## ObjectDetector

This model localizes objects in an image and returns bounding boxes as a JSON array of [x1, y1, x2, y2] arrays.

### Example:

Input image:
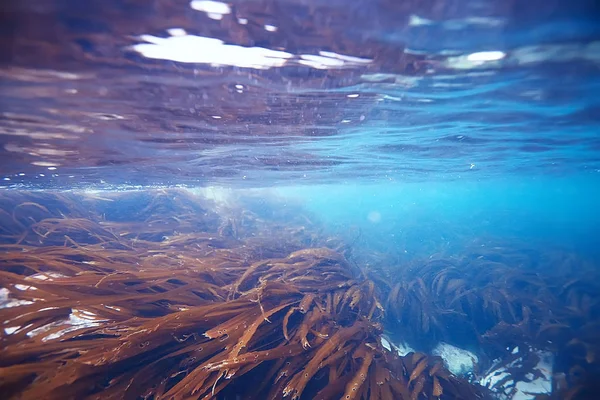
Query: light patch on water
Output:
[[29, 161, 59, 167], [299, 54, 345, 69], [90, 113, 125, 120], [5, 143, 76, 157], [208, 12, 223, 20], [408, 15, 433, 26], [360, 73, 420, 87], [319, 51, 371, 64], [512, 41, 600, 64], [446, 41, 600, 70], [189, 0, 236, 21], [0, 126, 79, 140], [132, 29, 372, 70], [447, 17, 505, 29], [408, 14, 505, 29], [0, 67, 90, 82], [132, 32, 292, 69], [190, 0, 231, 19], [446, 50, 506, 69], [167, 28, 187, 37]]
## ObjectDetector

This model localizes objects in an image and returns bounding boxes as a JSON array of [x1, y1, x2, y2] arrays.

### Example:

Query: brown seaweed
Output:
[[378, 245, 600, 397], [0, 190, 489, 400]]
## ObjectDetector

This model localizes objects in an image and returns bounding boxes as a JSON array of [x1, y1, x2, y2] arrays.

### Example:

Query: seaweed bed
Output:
[[0, 189, 598, 399]]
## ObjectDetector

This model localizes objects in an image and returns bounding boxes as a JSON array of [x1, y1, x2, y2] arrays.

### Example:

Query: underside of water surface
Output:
[[1, 0, 600, 399]]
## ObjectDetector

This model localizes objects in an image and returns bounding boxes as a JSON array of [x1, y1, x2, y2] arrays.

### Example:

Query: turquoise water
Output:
[[276, 176, 600, 258]]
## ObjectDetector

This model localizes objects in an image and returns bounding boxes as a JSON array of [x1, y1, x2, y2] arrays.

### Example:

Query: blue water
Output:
[[1, 1, 600, 398], [274, 175, 600, 259], [1, 0, 599, 268]]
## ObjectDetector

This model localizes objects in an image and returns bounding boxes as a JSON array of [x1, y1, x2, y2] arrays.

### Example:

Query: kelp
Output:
[[378, 246, 600, 396], [0, 190, 489, 399]]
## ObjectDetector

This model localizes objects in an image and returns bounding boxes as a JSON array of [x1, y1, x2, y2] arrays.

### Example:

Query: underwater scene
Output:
[[1, 0, 600, 399]]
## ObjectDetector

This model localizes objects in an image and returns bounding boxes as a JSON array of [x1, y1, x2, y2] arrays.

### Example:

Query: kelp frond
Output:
[[0, 190, 489, 399]]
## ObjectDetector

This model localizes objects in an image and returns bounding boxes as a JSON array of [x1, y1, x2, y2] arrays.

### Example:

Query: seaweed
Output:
[[378, 245, 600, 396], [0, 190, 489, 399]]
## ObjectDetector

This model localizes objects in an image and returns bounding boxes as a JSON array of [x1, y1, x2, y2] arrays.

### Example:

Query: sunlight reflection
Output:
[[467, 51, 506, 62], [132, 30, 372, 70], [190, 0, 231, 20]]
